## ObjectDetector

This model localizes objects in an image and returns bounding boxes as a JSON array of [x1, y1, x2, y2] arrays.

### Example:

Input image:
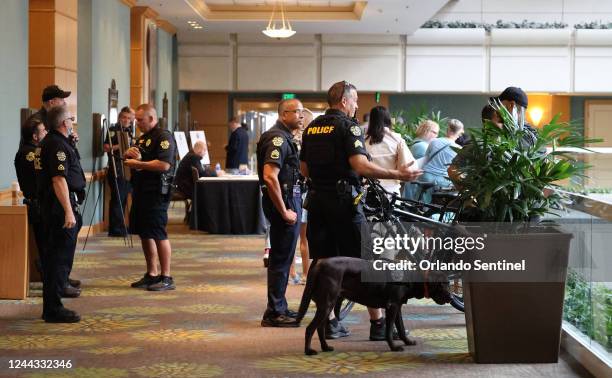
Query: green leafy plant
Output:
[[391, 105, 447, 146], [564, 269, 612, 351], [453, 100, 602, 222], [422, 19, 568, 32], [574, 21, 612, 29]]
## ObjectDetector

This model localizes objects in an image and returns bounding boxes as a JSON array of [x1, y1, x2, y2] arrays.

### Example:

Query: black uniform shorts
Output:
[[129, 190, 170, 240], [306, 191, 365, 259]]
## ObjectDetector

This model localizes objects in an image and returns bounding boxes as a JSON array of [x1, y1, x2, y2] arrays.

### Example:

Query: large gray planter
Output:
[[463, 229, 572, 363]]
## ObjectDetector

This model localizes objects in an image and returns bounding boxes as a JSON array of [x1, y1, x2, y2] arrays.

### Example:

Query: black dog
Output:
[[296, 257, 452, 355]]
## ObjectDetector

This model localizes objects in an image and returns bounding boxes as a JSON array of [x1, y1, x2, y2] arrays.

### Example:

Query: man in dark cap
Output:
[[35, 85, 71, 129], [33, 85, 81, 295], [494, 86, 538, 148]]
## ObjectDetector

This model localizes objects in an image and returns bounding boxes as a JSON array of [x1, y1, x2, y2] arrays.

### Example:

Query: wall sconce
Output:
[[529, 107, 544, 127]]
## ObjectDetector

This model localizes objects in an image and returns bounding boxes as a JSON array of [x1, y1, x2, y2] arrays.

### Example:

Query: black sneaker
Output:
[[285, 309, 298, 318], [130, 274, 161, 288], [68, 278, 81, 288], [44, 308, 80, 323], [61, 285, 81, 298], [369, 317, 386, 341], [326, 319, 350, 339], [147, 276, 175, 291], [369, 317, 404, 341], [261, 314, 299, 327]]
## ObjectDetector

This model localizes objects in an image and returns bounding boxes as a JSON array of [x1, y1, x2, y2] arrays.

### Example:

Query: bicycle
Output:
[[362, 179, 465, 313]]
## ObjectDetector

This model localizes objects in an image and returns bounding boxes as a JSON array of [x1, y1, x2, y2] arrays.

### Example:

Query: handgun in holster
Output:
[[160, 173, 174, 199], [336, 179, 364, 207]]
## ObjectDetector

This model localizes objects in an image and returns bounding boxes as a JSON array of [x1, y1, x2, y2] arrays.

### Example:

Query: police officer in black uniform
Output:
[[257, 98, 304, 327], [36, 105, 86, 323], [15, 116, 48, 277], [33, 85, 82, 293], [103, 106, 134, 236], [300, 81, 422, 339], [125, 104, 177, 291]]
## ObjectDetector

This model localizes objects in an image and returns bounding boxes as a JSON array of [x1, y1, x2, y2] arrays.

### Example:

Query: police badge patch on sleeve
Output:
[[350, 126, 362, 136], [26, 152, 35, 162], [272, 137, 284, 147], [160, 140, 170, 150], [354, 140, 363, 148], [270, 149, 280, 159], [58, 164, 65, 171], [56, 151, 67, 161]]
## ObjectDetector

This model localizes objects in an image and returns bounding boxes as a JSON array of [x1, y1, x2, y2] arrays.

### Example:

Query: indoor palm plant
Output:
[[454, 100, 599, 222], [453, 100, 602, 363]]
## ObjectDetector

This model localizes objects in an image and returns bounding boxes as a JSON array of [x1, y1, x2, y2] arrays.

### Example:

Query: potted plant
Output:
[[452, 101, 601, 363]]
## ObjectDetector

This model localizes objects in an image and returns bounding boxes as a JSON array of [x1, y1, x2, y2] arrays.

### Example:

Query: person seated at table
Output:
[[175, 141, 219, 199], [420, 119, 464, 203]]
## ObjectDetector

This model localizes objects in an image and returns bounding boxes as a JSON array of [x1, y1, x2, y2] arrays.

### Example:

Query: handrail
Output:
[[557, 189, 612, 222]]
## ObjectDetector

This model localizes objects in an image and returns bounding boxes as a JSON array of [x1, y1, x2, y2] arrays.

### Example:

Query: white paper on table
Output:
[[174, 131, 189, 160], [190, 130, 211, 165]]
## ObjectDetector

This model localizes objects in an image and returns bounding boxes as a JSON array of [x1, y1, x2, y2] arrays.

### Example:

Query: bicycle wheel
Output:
[[448, 274, 464, 312]]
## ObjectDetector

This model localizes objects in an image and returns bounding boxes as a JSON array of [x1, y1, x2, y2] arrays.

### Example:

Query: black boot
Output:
[[369, 317, 386, 341]]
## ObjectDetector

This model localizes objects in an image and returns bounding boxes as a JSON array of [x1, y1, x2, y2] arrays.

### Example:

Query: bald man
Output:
[[125, 104, 178, 291], [175, 140, 217, 199], [257, 98, 304, 327]]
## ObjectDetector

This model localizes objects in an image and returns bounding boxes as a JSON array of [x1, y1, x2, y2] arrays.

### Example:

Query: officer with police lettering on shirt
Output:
[[300, 81, 422, 339], [257, 98, 304, 327], [36, 105, 86, 323], [125, 104, 177, 291]]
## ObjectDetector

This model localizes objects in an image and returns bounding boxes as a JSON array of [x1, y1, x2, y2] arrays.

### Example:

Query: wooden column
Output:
[[130, 6, 158, 108], [29, 0, 78, 116]]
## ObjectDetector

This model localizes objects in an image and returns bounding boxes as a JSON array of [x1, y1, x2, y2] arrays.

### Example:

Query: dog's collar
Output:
[[423, 270, 430, 299]]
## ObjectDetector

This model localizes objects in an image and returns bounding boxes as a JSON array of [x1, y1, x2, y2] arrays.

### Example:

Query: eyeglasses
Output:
[[64, 116, 75, 122], [284, 109, 305, 115]]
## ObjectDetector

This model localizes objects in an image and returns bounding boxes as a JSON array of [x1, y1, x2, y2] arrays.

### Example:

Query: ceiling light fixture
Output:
[[262, 1, 296, 39]]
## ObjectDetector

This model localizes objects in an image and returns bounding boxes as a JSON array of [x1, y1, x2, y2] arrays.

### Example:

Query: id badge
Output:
[[292, 184, 301, 198]]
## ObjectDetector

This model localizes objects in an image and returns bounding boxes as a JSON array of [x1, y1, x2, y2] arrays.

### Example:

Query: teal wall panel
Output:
[[0, 1, 29, 189], [78, 0, 131, 226]]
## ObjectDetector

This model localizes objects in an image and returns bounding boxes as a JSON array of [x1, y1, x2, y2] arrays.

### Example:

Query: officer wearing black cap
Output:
[[35, 85, 71, 129], [300, 80, 422, 340], [125, 104, 177, 291], [36, 105, 85, 323], [103, 106, 134, 236], [495, 86, 538, 148], [257, 98, 303, 327], [15, 116, 48, 277]]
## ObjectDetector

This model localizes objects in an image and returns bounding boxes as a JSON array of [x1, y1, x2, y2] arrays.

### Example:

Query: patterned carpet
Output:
[[0, 216, 591, 377]]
